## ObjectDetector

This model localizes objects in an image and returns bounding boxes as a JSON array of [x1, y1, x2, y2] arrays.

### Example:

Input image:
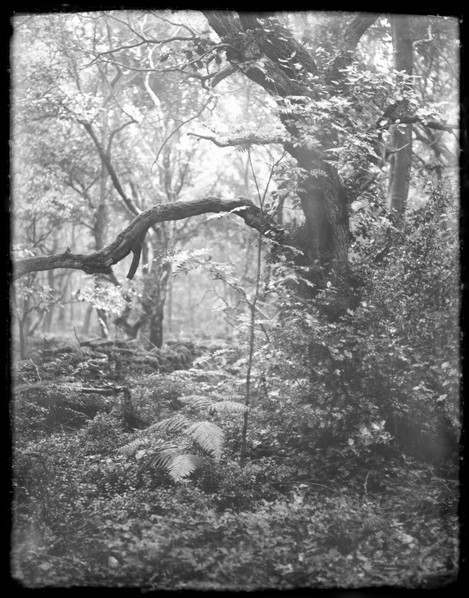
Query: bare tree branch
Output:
[[210, 64, 238, 87], [80, 120, 140, 217], [14, 197, 285, 280], [153, 98, 214, 165]]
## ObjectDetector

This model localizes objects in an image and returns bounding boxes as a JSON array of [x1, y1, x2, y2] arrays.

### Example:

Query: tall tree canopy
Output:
[[12, 11, 459, 323]]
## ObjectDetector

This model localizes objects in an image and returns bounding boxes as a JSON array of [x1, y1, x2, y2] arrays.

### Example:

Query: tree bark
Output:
[[141, 259, 171, 349], [82, 304, 93, 336], [387, 15, 413, 217], [42, 269, 56, 333], [94, 165, 110, 338]]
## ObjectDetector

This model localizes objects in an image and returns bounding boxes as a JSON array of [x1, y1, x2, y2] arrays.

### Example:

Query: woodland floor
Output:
[[10, 337, 460, 591]]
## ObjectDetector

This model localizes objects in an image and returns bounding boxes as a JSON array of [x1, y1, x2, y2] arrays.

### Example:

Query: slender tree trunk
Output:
[[82, 304, 93, 335], [57, 275, 68, 327], [42, 268, 56, 333], [387, 15, 413, 216], [18, 316, 27, 360], [240, 229, 263, 467], [142, 257, 171, 349], [149, 307, 164, 348], [188, 277, 193, 335], [93, 160, 109, 337], [166, 275, 173, 335]]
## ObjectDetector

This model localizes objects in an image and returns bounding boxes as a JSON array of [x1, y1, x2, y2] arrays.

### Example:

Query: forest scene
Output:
[[10, 10, 461, 591]]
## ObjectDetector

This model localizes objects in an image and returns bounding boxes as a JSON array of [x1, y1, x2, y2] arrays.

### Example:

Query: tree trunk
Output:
[[82, 304, 93, 336], [203, 11, 357, 307], [17, 315, 28, 360], [166, 275, 173, 335], [149, 306, 164, 348], [387, 15, 413, 216], [42, 268, 56, 333], [141, 257, 172, 349]]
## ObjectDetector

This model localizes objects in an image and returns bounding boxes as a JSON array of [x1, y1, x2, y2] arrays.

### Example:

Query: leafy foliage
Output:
[[10, 10, 459, 592]]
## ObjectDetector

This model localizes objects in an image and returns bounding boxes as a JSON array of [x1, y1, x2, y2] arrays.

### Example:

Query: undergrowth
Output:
[[11, 341, 459, 590]]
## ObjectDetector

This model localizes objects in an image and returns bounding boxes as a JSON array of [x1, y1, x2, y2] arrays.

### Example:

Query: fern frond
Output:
[[146, 413, 190, 436], [167, 454, 205, 481], [209, 400, 249, 415], [179, 395, 247, 416], [179, 394, 213, 410], [186, 421, 224, 460], [149, 446, 182, 471], [192, 353, 213, 368], [119, 437, 149, 457]]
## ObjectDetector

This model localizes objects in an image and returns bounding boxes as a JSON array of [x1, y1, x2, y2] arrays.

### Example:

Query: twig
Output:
[[73, 326, 81, 349], [153, 97, 214, 166], [29, 358, 42, 382]]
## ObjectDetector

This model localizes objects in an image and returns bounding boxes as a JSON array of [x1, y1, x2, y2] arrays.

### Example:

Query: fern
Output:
[[119, 437, 149, 458], [192, 352, 213, 368], [149, 448, 205, 481], [186, 421, 224, 460], [178, 394, 213, 410], [148, 446, 182, 471], [146, 413, 190, 435], [210, 400, 248, 415], [120, 413, 225, 481], [179, 394, 248, 415], [119, 436, 165, 457], [167, 453, 204, 481]]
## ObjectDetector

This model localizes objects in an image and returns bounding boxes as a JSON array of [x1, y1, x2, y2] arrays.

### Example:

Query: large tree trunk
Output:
[[202, 11, 373, 306], [387, 15, 413, 216], [285, 144, 350, 287]]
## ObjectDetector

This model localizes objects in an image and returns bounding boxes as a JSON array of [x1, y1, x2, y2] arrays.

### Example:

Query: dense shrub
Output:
[[263, 187, 459, 465]]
